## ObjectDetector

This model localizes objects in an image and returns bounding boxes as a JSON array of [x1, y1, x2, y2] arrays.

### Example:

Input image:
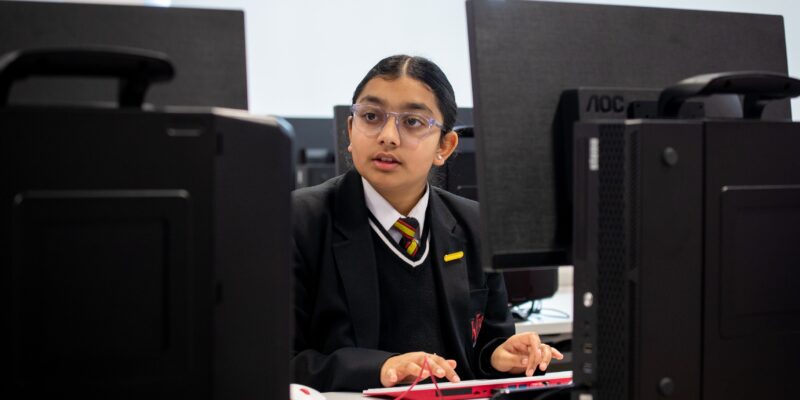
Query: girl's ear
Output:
[[433, 131, 459, 167], [347, 116, 353, 152]]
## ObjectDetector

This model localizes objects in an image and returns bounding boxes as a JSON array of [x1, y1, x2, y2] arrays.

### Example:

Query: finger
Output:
[[398, 361, 426, 383], [430, 355, 460, 382], [511, 352, 532, 372], [419, 369, 431, 381], [552, 347, 565, 360], [385, 368, 398, 386], [508, 340, 530, 354], [525, 332, 543, 349], [529, 334, 543, 363], [411, 353, 434, 381], [526, 346, 536, 376], [427, 356, 447, 379], [520, 332, 542, 347], [515, 332, 541, 350], [526, 341, 542, 376], [539, 345, 553, 371], [447, 360, 457, 369]]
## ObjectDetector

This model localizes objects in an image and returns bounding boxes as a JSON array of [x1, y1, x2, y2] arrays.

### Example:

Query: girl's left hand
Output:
[[490, 332, 564, 376]]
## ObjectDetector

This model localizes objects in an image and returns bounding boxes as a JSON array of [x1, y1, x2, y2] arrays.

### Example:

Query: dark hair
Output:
[[351, 55, 458, 134]]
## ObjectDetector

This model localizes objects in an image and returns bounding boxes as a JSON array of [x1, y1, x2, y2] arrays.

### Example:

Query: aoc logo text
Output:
[[586, 95, 625, 113]]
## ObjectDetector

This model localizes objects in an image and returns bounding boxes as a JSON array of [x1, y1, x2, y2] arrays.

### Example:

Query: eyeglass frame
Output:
[[349, 103, 446, 142]]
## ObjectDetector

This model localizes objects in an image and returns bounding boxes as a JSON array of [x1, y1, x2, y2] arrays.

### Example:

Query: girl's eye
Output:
[[361, 111, 384, 124], [404, 117, 425, 128]]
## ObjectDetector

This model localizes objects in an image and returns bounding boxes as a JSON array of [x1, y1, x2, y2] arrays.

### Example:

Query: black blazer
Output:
[[291, 170, 514, 391]]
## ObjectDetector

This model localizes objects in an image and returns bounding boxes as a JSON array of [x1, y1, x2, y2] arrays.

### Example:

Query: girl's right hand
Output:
[[380, 352, 460, 387]]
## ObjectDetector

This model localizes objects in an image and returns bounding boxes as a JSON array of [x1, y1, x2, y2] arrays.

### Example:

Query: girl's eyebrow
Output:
[[358, 95, 385, 106], [358, 96, 435, 115], [404, 102, 434, 115]]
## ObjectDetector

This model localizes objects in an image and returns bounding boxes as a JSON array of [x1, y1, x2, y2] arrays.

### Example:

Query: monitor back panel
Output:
[[0, 1, 247, 109], [466, 0, 789, 269]]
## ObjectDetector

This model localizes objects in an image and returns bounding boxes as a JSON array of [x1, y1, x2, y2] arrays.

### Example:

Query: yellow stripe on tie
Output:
[[406, 239, 418, 255], [393, 221, 415, 238], [443, 251, 464, 263]]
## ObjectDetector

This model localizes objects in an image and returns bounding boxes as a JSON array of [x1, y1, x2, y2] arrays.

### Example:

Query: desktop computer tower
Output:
[[1, 105, 293, 399], [571, 119, 800, 400]]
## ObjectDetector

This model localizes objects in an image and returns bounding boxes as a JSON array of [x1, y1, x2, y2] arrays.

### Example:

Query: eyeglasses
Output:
[[350, 103, 444, 145]]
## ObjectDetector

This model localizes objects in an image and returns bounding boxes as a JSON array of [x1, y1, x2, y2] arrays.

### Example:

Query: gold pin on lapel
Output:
[[443, 251, 464, 263]]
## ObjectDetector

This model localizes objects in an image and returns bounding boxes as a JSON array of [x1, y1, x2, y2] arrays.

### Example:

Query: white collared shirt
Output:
[[361, 177, 429, 244]]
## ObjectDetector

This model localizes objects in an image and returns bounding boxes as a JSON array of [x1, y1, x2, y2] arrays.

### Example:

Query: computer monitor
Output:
[[0, 0, 247, 109], [332, 105, 352, 175], [451, 126, 559, 310], [467, 0, 796, 399], [284, 117, 337, 188], [467, 0, 790, 271]]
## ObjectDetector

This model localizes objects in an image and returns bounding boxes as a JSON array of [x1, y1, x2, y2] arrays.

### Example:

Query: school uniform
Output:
[[291, 169, 514, 391]]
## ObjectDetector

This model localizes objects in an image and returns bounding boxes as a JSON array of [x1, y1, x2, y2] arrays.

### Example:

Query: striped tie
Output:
[[393, 217, 420, 258]]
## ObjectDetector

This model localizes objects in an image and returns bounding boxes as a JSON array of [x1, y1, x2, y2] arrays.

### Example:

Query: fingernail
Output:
[[526, 369, 533, 377], [436, 368, 445, 376], [453, 375, 461, 383], [521, 358, 529, 365], [540, 362, 548, 371]]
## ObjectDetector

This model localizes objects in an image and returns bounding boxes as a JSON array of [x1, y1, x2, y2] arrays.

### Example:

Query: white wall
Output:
[[171, 0, 800, 119]]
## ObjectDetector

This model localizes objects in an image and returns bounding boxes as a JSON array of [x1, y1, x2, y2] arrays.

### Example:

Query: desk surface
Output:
[[514, 287, 572, 336], [322, 393, 362, 400], [324, 393, 491, 400], [324, 391, 491, 400]]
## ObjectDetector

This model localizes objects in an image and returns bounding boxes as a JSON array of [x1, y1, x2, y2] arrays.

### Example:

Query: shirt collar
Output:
[[361, 177, 429, 236]]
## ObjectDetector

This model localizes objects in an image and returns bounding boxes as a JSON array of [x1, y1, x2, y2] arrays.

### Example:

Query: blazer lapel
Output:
[[331, 170, 380, 348], [429, 190, 471, 366]]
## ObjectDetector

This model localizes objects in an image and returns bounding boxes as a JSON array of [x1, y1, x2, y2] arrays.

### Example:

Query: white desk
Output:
[[321, 393, 362, 400], [323, 392, 490, 400], [327, 393, 453, 400], [514, 287, 572, 336]]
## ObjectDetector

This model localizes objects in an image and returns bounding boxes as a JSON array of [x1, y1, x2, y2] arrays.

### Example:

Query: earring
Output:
[[437, 154, 443, 160]]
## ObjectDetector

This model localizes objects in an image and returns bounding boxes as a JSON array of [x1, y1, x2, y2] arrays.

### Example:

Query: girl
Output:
[[292, 55, 562, 392]]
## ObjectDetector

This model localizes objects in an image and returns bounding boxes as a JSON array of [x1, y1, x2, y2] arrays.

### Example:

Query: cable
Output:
[[538, 308, 571, 319], [393, 356, 441, 400]]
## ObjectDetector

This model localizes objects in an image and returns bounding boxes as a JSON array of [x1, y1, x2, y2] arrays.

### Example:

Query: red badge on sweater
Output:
[[470, 312, 484, 347]]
